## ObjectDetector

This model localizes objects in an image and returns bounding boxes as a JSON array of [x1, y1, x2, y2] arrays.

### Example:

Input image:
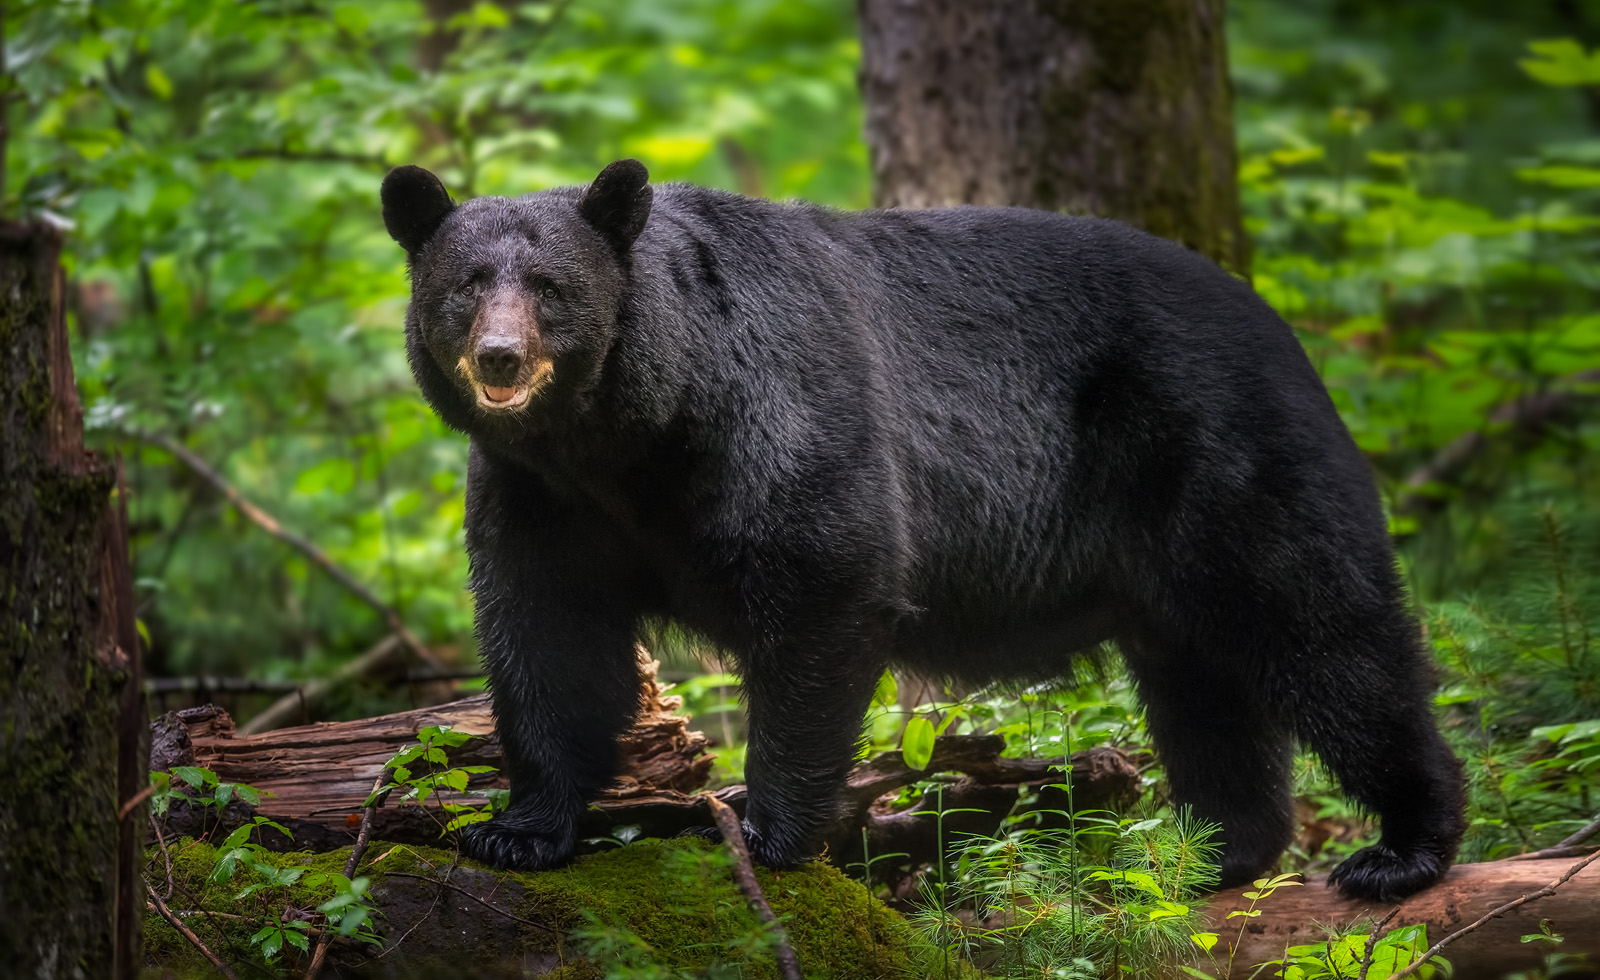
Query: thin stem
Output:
[[147, 885, 241, 980]]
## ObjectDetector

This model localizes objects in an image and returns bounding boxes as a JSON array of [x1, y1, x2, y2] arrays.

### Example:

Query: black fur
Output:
[[381, 160, 1465, 902]]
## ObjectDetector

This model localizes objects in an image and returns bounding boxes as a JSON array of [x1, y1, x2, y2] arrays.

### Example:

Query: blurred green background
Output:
[[9, 0, 1599, 864]]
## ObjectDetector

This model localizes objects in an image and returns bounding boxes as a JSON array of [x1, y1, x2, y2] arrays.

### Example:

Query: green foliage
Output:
[[909, 810, 1222, 980], [371, 722, 502, 834], [1251, 922, 1441, 980], [8, 0, 865, 696], [148, 764, 383, 965]]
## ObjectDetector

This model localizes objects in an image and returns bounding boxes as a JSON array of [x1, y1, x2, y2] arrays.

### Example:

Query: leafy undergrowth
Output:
[[143, 836, 927, 979]]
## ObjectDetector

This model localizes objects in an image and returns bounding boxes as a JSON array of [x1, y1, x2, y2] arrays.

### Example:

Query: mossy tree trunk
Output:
[[0, 221, 146, 978], [857, 0, 1249, 276]]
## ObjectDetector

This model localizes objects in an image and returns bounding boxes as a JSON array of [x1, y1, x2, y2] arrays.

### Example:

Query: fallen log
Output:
[[148, 655, 1140, 865], [153, 649, 716, 850], [1203, 855, 1600, 980]]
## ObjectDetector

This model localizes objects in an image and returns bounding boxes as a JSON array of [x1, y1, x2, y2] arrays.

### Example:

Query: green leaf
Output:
[[251, 924, 283, 960], [1520, 39, 1600, 87], [145, 65, 173, 100], [901, 716, 936, 771], [1515, 165, 1600, 188], [219, 824, 254, 851], [445, 809, 493, 832], [872, 670, 897, 707], [293, 458, 356, 496], [1191, 932, 1220, 953], [385, 745, 426, 768], [332, 5, 370, 34], [172, 766, 211, 790]]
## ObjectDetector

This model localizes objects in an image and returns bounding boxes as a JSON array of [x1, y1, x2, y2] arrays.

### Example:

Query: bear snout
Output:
[[475, 339, 524, 388]]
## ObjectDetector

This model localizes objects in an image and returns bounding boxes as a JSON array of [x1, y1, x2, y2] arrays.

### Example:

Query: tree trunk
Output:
[[858, 0, 1249, 276], [0, 221, 147, 977]]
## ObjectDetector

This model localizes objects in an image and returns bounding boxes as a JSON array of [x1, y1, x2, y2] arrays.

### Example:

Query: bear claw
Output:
[[1327, 842, 1448, 902], [459, 819, 573, 872]]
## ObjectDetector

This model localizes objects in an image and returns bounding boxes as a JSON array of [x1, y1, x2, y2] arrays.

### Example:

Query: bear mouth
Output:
[[477, 384, 532, 410], [470, 360, 554, 412]]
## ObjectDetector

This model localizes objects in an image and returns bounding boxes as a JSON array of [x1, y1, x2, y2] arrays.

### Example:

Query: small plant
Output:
[[153, 765, 267, 838], [147, 765, 383, 964], [1251, 922, 1442, 980], [910, 810, 1222, 980], [365, 723, 501, 835]]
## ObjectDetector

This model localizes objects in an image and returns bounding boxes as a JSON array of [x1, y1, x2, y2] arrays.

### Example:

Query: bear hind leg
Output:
[[1124, 632, 1296, 892], [1284, 608, 1465, 902]]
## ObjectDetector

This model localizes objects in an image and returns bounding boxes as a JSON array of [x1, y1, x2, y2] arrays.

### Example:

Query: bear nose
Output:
[[474, 341, 523, 387]]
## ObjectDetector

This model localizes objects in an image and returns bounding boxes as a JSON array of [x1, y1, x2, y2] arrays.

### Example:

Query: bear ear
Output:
[[382, 165, 455, 254], [578, 159, 652, 255]]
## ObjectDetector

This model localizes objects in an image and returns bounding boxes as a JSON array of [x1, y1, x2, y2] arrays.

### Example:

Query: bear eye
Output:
[[457, 282, 477, 299], [541, 285, 559, 300]]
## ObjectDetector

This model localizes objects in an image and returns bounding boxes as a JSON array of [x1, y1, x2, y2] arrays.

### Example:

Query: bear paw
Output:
[[459, 818, 574, 872], [1327, 842, 1448, 901], [676, 821, 806, 868]]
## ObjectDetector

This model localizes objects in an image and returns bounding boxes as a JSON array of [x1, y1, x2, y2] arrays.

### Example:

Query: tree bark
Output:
[[0, 221, 147, 978], [858, 0, 1249, 276]]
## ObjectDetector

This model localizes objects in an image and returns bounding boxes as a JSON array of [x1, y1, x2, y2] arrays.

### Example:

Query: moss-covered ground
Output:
[[143, 836, 928, 979]]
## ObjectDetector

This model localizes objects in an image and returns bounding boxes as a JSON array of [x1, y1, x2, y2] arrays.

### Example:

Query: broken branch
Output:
[[123, 429, 443, 671], [708, 796, 802, 980], [303, 773, 387, 980], [147, 884, 240, 980]]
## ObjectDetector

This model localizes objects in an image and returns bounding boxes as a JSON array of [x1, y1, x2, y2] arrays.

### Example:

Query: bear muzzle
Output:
[[457, 349, 555, 412]]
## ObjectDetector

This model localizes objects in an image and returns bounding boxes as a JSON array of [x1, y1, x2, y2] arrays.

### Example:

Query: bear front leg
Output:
[[736, 636, 888, 868], [456, 447, 644, 872]]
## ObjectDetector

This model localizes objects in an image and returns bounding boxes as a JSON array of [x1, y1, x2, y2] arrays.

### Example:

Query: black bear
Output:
[[380, 159, 1464, 901]]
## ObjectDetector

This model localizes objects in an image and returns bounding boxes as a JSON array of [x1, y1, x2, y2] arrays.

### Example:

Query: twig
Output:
[[380, 872, 560, 933], [1389, 849, 1600, 980], [241, 634, 405, 736], [1355, 907, 1400, 980], [303, 773, 386, 980], [123, 429, 443, 672], [119, 782, 156, 819], [370, 877, 443, 961], [147, 884, 241, 980], [153, 816, 176, 900], [160, 907, 342, 939], [1507, 812, 1600, 861], [707, 796, 802, 980]]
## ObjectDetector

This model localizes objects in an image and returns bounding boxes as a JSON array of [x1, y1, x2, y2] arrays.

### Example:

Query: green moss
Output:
[[145, 838, 925, 978]]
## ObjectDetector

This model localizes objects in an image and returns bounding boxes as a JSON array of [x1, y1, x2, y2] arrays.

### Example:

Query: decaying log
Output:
[[149, 656, 1140, 867], [154, 649, 715, 850], [823, 736, 1141, 876], [1204, 856, 1600, 980]]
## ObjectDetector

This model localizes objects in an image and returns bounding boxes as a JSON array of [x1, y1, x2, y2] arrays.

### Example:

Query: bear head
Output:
[[380, 160, 653, 434]]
